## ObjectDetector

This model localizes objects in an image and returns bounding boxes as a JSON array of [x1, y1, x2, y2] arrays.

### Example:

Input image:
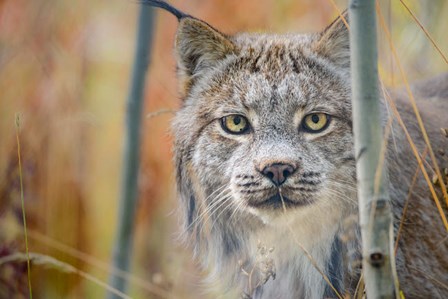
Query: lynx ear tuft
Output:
[[313, 12, 350, 69], [175, 18, 236, 95]]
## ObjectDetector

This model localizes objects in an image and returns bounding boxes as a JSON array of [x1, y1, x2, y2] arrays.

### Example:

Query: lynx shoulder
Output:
[[144, 1, 448, 298]]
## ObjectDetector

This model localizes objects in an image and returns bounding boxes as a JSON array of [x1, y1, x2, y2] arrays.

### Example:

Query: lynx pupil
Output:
[[311, 114, 319, 123], [233, 116, 241, 125]]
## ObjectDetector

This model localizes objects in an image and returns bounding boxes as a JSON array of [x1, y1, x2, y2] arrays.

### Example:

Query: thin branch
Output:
[[107, 4, 156, 298], [349, 1, 397, 297]]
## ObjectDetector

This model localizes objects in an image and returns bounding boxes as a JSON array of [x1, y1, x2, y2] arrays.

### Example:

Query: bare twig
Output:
[[108, 4, 156, 298], [349, 1, 397, 297]]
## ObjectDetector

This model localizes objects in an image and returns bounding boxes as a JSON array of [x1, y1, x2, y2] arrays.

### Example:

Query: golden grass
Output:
[[376, 1, 448, 208], [376, 3, 448, 230]]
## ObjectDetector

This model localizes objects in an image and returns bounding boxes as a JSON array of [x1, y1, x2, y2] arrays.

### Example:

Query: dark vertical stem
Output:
[[107, 5, 155, 298], [348, 0, 397, 298], [16, 114, 33, 299]]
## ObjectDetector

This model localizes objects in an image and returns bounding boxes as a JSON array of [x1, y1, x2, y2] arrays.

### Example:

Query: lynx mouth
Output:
[[248, 192, 311, 210]]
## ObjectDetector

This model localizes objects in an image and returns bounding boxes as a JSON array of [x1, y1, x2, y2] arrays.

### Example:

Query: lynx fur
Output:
[[144, 1, 448, 298]]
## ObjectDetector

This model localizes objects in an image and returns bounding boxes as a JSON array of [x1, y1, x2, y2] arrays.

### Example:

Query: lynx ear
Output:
[[313, 12, 350, 68], [175, 18, 236, 95]]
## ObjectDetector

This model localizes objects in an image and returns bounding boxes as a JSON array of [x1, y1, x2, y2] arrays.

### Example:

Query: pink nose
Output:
[[261, 163, 296, 186]]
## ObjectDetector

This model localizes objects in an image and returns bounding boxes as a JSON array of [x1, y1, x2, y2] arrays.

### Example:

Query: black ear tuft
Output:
[[143, 1, 235, 96], [175, 18, 236, 95], [313, 12, 350, 68], [140, 0, 190, 20]]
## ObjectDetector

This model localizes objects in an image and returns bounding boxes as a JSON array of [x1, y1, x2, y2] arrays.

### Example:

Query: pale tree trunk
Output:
[[107, 5, 155, 299], [348, 0, 398, 298]]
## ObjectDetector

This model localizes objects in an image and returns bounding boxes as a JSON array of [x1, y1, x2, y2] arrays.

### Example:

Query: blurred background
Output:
[[0, 0, 446, 298]]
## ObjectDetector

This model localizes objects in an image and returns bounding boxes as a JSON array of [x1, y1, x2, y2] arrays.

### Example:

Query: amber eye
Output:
[[221, 115, 250, 134], [302, 113, 330, 133]]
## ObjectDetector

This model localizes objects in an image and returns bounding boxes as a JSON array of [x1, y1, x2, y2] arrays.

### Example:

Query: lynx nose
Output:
[[261, 163, 296, 186]]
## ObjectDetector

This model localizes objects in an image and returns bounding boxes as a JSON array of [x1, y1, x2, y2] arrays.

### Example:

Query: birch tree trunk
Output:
[[107, 5, 155, 299], [348, 1, 398, 298]]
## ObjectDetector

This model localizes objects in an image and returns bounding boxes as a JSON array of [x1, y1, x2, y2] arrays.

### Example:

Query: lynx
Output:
[[145, 1, 448, 298]]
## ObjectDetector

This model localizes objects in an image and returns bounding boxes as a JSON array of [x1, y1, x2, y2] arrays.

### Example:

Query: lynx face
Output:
[[173, 16, 357, 224]]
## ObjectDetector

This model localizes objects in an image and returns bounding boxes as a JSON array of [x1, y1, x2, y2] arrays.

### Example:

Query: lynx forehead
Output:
[[145, 1, 448, 298]]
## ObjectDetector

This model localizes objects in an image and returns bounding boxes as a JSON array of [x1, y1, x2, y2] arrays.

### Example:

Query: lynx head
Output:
[[169, 7, 356, 235]]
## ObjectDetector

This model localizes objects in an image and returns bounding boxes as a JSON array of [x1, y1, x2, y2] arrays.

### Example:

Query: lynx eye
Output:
[[221, 115, 250, 134], [302, 113, 330, 133]]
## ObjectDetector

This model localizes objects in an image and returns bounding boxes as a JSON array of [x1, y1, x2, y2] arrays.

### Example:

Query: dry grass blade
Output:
[[376, 1, 448, 207], [408, 266, 448, 292], [22, 229, 174, 299], [146, 108, 175, 119], [368, 114, 394, 238], [15, 113, 33, 299], [399, 0, 448, 64], [353, 273, 364, 299], [394, 147, 428, 254], [326, 0, 349, 30], [278, 189, 344, 299], [373, 115, 393, 195], [0, 252, 132, 299]]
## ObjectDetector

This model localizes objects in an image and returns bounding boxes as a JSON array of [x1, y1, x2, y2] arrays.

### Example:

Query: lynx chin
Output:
[[145, 1, 448, 298]]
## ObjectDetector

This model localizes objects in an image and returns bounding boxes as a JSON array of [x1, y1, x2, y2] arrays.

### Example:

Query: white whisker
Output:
[[229, 199, 245, 222], [209, 196, 238, 230], [181, 187, 231, 236]]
